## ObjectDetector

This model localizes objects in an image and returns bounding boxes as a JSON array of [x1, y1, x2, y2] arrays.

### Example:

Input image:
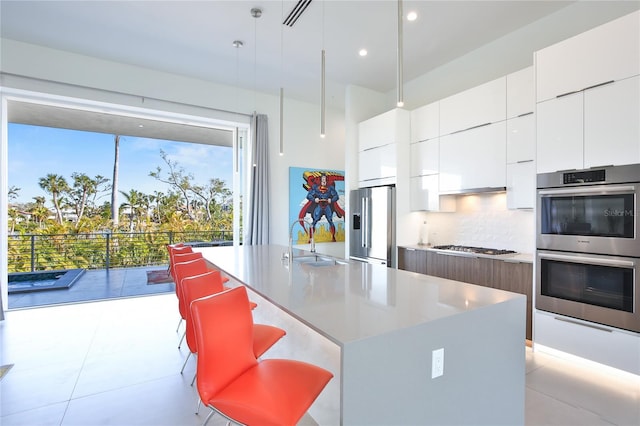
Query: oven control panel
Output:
[[563, 169, 606, 184]]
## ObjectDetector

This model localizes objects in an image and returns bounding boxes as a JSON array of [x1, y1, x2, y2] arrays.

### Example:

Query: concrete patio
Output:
[[7, 265, 174, 310]]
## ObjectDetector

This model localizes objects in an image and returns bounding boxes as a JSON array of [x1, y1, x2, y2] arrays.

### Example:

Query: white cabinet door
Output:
[[410, 102, 439, 143], [440, 121, 507, 192], [506, 161, 535, 210], [439, 77, 507, 135], [359, 109, 397, 151], [584, 76, 640, 168], [506, 114, 535, 164], [410, 139, 439, 177], [536, 93, 584, 173], [536, 10, 640, 102], [359, 144, 397, 184], [507, 67, 534, 119], [410, 175, 455, 212]]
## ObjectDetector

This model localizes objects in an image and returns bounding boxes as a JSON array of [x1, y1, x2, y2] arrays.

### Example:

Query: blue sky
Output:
[[8, 123, 233, 208]]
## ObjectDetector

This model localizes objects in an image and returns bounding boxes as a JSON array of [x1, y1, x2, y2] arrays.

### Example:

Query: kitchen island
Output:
[[197, 244, 526, 425]]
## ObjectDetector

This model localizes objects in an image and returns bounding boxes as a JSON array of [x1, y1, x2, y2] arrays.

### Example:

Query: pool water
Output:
[[8, 269, 86, 294]]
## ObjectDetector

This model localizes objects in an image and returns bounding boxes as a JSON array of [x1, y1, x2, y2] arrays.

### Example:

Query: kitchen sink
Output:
[[290, 254, 348, 267]]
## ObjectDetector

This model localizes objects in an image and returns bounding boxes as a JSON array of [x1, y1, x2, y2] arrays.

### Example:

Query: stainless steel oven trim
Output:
[[536, 250, 640, 333], [537, 251, 636, 268], [538, 184, 636, 196]]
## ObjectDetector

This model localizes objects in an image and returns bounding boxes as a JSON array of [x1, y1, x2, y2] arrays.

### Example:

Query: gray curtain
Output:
[[246, 113, 270, 244]]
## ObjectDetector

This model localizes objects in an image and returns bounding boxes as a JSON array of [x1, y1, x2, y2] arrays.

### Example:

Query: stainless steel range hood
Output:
[[440, 186, 507, 195]]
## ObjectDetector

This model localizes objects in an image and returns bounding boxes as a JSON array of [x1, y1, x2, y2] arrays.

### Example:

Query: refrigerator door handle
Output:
[[362, 197, 367, 248]]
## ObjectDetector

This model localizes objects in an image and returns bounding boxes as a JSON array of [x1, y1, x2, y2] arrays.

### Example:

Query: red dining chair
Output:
[[173, 258, 255, 348], [180, 270, 286, 383], [191, 286, 333, 426]]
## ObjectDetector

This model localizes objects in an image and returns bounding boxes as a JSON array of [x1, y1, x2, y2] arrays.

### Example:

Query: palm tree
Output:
[[119, 189, 146, 232], [38, 173, 68, 224]]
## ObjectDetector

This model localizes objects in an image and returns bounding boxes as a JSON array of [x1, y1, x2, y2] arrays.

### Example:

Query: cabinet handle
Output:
[[553, 316, 613, 333], [556, 90, 580, 98], [517, 112, 534, 117], [451, 122, 492, 134], [556, 80, 615, 99], [583, 80, 615, 91], [516, 159, 534, 164]]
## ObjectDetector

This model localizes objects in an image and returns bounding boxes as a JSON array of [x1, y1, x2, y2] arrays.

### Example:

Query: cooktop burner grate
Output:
[[432, 245, 518, 255]]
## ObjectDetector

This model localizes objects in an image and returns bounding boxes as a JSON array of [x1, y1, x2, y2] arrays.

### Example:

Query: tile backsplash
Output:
[[423, 193, 535, 254]]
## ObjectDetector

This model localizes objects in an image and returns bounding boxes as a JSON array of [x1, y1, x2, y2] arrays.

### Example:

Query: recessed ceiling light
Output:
[[359, 49, 368, 57], [138, 124, 144, 128], [407, 11, 417, 21]]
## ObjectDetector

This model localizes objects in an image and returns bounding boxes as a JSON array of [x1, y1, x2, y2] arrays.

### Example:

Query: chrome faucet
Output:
[[287, 218, 315, 261]]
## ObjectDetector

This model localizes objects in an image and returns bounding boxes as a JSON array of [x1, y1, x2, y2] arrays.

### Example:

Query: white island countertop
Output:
[[197, 244, 524, 346], [196, 244, 526, 425]]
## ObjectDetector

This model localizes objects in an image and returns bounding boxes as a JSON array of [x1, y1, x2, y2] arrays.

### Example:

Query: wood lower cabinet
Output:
[[398, 247, 533, 340], [397, 247, 427, 275], [492, 259, 533, 340]]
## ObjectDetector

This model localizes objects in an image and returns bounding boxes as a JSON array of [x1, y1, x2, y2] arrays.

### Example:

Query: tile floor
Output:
[[1, 293, 639, 426]]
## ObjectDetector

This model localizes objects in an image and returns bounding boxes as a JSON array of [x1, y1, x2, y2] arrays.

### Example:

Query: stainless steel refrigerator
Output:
[[349, 186, 395, 267]]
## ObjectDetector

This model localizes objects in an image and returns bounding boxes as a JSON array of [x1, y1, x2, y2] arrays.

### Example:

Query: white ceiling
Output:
[[1, 0, 639, 142]]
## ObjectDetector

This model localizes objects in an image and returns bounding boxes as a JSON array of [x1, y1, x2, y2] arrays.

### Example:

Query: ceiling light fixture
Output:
[[407, 11, 417, 21], [280, 1, 285, 156], [252, 7, 262, 167], [320, 0, 326, 138], [359, 48, 368, 57], [397, 0, 404, 108]]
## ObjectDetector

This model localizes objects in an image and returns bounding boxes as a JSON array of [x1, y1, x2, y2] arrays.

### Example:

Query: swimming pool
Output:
[[8, 269, 86, 294]]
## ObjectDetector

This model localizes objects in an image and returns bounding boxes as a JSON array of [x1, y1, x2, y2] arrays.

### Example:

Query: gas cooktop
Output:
[[432, 245, 518, 256]]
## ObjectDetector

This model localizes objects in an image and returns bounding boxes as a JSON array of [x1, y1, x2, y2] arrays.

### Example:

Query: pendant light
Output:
[[320, 0, 326, 138], [397, 0, 404, 108], [279, 1, 285, 155]]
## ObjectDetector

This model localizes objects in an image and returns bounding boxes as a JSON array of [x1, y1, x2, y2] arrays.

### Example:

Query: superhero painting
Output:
[[289, 167, 345, 244]]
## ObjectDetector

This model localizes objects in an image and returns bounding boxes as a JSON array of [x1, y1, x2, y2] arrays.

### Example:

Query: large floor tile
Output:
[[526, 387, 615, 426], [0, 401, 68, 426]]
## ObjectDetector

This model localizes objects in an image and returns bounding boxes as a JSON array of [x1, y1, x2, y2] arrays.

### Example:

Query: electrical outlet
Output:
[[432, 348, 444, 378]]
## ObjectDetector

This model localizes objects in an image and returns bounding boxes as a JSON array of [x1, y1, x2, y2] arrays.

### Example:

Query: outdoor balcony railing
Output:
[[7, 230, 233, 273]]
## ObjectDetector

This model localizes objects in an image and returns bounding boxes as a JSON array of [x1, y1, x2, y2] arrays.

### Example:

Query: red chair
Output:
[[191, 286, 333, 426], [173, 258, 255, 349], [180, 271, 286, 382], [167, 244, 193, 279]]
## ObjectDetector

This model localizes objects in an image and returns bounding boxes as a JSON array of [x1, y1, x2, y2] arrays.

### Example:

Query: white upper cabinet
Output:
[[439, 77, 507, 136], [507, 114, 535, 164], [410, 175, 455, 212], [410, 102, 439, 143], [358, 108, 410, 187], [536, 92, 584, 173], [410, 139, 439, 177], [537, 76, 640, 173], [506, 161, 535, 210], [584, 75, 640, 168], [359, 109, 408, 152], [536, 11, 640, 102], [358, 143, 397, 184], [439, 121, 507, 193], [506, 67, 534, 119]]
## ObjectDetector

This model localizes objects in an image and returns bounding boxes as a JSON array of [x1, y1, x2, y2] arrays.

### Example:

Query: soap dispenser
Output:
[[419, 221, 429, 246]]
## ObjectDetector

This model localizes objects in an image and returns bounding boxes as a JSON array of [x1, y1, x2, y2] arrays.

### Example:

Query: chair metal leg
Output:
[[191, 371, 197, 386], [180, 352, 192, 374], [178, 330, 186, 348], [195, 397, 202, 414], [176, 317, 183, 333], [202, 408, 216, 426]]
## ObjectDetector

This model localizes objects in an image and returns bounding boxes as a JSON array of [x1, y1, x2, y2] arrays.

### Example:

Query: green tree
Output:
[[38, 173, 69, 224], [149, 150, 196, 220], [67, 173, 110, 225], [119, 189, 148, 232]]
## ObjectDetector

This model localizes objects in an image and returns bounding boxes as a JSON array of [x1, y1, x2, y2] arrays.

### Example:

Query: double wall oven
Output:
[[536, 164, 640, 333]]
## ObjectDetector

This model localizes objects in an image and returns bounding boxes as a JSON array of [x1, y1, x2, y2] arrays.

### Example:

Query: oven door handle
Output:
[[539, 252, 636, 268], [538, 185, 636, 196]]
